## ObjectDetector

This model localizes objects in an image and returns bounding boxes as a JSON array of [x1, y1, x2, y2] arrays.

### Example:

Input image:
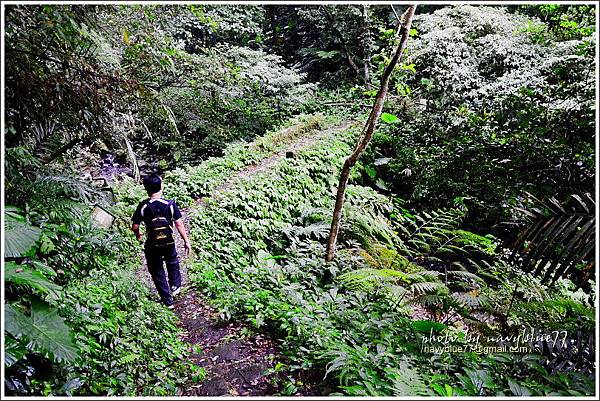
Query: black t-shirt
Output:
[[131, 198, 182, 227]]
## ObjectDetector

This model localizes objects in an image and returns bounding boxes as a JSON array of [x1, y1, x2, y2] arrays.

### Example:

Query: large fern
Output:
[[32, 175, 101, 204], [338, 268, 438, 293], [393, 208, 499, 280], [511, 193, 595, 287], [338, 244, 445, 305], [293, 205, 397, 248]]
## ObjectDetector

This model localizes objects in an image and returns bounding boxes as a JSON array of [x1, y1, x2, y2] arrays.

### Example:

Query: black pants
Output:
[[145, 244, 181, 306]]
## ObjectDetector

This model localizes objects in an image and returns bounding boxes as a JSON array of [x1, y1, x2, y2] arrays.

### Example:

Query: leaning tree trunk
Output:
[[325, 5, 416, 262]]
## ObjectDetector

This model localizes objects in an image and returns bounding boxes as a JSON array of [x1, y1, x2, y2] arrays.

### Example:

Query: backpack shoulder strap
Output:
[[146, 200, 160, 217], [167, 200, 175, 221], [147, 199, 170, 219]]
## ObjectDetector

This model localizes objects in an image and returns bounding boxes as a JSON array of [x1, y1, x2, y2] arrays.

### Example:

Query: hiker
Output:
[[131, 174, 191, 309]]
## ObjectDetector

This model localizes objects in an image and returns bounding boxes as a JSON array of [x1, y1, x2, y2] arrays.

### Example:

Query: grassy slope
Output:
[[181, 119, 432, 395]]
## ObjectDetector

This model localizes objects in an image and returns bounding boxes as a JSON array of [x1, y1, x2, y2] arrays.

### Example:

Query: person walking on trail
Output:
[[131, 174, 191, 309]]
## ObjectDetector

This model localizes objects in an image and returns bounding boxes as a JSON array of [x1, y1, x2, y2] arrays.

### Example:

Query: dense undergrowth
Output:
[[4, 108, 595, 395], [4, 3, 596, 397], [5, 204, 191, 395], [4, 113, 335, 396], [118, 113, 593, 396]]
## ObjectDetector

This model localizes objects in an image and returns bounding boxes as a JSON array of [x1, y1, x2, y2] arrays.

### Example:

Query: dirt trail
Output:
[[136, 120, 356, 396]]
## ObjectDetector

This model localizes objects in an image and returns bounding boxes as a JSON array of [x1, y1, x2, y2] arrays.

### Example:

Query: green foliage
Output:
[[141, 44, 317, 166], [166, 114, 330, 205], [394, 207, 498, 274], [509, 297, 595, 333], [4, 207, 42, 258], [519, 4, 596, 41], [511, 193, 595, 287], [5, 336, 28, 369], [4, 167, 189, 396], [4, 262, 61, 299], [4, 2, 596, 397], [59, 268, 190, 395], [140, 115, 593, 396], [367, 5, 595, 235], [5, 299, 79, 364], [326, 345, 429, 396]]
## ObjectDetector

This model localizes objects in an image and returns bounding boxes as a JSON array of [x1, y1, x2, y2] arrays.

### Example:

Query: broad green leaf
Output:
[[4, 262, 61, 298], [5, 300, 79, 363], [381, 113, 399, 124], [401, 63, 416, 73], [4, 211, 41, 258], [444, 384, 454, 396], [4, 336, 27, 368], [365, 165, 377, 179]]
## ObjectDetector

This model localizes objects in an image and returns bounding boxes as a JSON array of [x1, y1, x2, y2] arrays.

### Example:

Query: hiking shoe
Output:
[[171, 286, 181, 296], [166, 303, 175, 310]]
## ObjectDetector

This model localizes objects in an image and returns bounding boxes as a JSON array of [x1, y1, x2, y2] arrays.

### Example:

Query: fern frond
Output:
[[342, 205, 395, 247], [338, 268, 409, 292], [31, 175, 101, 203], [404, 270, 440, 282], [409, 281, 446, 295], [385, 285, 409, 305], [511, 192, 595, 287], [451, 291, 488, 309], [299, 206, 329, 223], [284, 222, 330, 240], [408, 294, 447, 307], [447, 270, 485, 283], [360, 244, 414, 271], [389, 358, 430, 396]]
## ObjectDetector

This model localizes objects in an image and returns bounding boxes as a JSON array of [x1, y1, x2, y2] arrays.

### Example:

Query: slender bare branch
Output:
[[325, 5, 417, 262]]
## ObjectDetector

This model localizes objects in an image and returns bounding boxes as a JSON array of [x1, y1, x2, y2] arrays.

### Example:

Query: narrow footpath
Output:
[[137, 120, 355, 396]]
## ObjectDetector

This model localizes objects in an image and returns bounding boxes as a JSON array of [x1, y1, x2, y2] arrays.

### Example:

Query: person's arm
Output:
[[174, 219, 191, 255], [132, 223, 142, 241], [131, 201, 144, 242], [170, 200, 190, 254]]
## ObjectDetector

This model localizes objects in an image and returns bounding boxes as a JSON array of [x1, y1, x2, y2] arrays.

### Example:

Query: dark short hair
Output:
[[143, 174, 162, 195]]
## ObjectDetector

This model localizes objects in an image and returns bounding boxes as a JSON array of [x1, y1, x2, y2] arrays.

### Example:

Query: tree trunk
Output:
[[325, 5, 416, 262]]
